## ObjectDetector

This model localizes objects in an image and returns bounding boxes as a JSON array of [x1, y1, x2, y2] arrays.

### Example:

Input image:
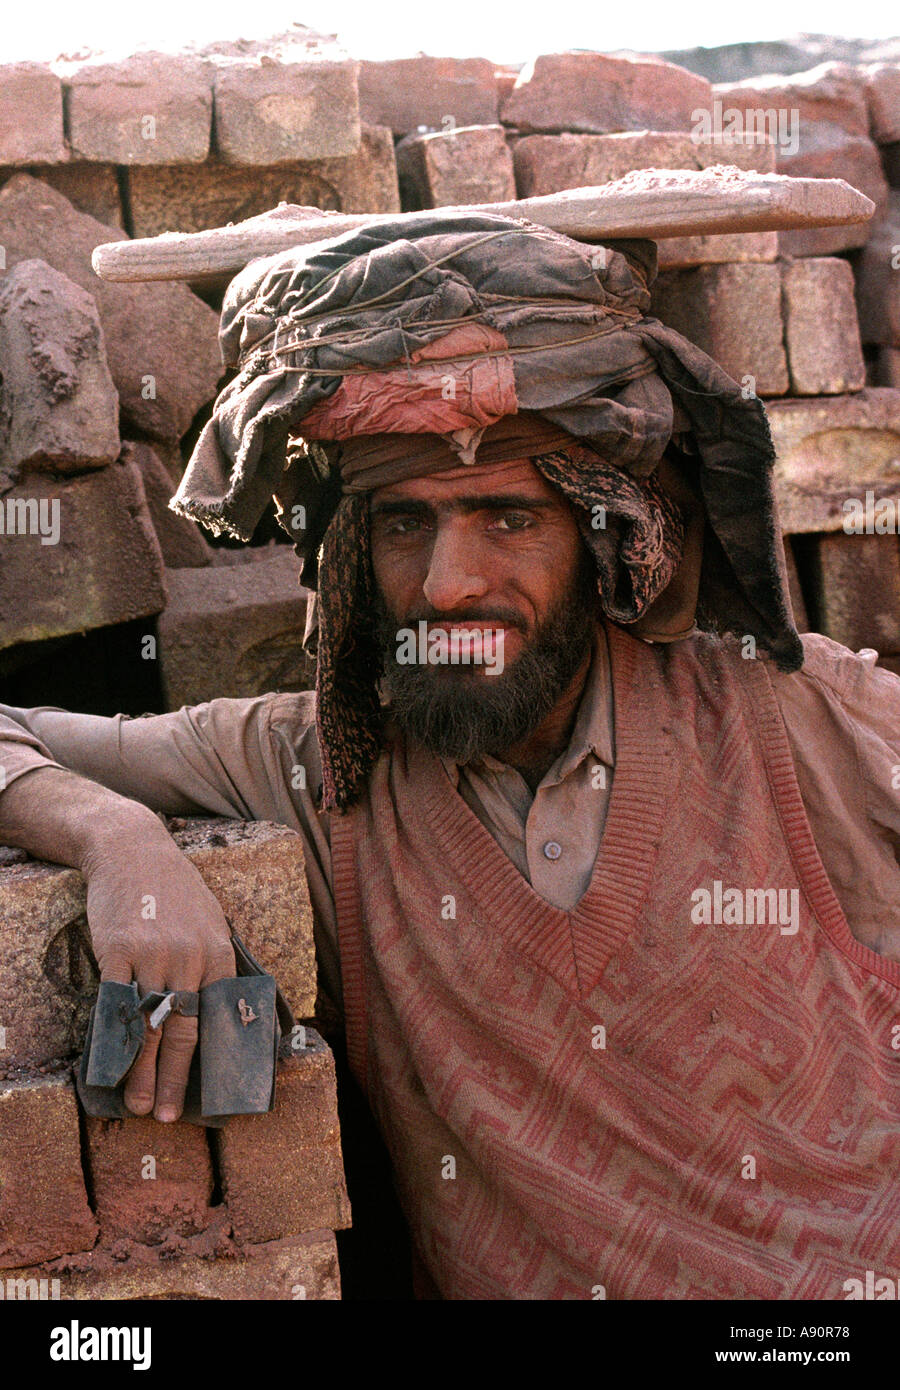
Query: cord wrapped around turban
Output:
[[171, 211, 802, 810]]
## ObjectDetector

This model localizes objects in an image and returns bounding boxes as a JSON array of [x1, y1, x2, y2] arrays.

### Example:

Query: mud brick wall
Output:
[[1, 36, 899, 704], [0, 818, 349, 1299], [1, 32, 900, 1299]]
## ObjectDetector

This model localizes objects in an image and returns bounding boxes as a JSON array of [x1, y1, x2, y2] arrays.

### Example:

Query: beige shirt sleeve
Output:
[[0, 695, 343, 1015], [773, 635, 900, 962]]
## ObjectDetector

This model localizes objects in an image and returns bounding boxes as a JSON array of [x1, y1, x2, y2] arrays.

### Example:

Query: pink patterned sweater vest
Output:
[[331, 622, 900, 1299]]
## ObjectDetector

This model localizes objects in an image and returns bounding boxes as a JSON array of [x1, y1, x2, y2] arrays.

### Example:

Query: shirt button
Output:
[[543, 841, 563, 861]]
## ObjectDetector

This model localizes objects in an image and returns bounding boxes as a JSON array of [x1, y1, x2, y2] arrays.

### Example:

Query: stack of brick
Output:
[[0, 38, 898, 682], [0, 818, 350, 1299]]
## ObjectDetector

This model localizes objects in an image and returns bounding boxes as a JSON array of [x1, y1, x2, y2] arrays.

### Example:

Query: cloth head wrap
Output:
[[171, 211, 802, 810]]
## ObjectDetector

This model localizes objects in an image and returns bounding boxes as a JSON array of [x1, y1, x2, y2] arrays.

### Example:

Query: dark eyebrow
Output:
[[370, 494, 558, 520]]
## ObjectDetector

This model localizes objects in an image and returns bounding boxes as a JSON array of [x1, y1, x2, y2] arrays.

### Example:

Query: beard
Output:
[[373, 548, 599, 763]]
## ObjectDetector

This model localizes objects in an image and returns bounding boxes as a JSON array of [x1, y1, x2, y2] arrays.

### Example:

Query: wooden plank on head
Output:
[[91, 166, 876, 284]]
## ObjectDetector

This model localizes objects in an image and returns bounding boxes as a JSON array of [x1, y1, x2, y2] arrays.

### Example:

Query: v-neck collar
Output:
[[412, 621, 679, 999]]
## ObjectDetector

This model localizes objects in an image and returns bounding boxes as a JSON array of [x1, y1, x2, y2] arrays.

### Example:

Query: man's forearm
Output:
[[0, 764, 168, 871]]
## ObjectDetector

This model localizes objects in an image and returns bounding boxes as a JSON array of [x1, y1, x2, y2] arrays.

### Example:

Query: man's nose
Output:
[[421, 521, 490, 611]]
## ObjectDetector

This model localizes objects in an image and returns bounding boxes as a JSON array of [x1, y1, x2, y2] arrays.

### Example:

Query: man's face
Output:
[[369, 457, 599, 761]]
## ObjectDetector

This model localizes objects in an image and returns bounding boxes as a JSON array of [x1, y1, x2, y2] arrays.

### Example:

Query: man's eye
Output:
[[386, 516, 427, 534], [493, 512, 531, 531]]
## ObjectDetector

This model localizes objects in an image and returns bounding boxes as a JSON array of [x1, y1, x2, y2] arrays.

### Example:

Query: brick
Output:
[[782, 258, 866, 395], [777, 127, 889, 256], [126, 125, 398, 238], [712, 62, 871, 140], [875, 346, 900, 387], [0, 818, 317, 1069], [0, 259, 120, 485], [0, 1074, 97, 1267], [359, 56, 498, 136], [213, 1031, 351, 1244], [213, 41, 360, 164], [0, 175, 221, 443], [0, 457, 167, 651], [397, 124, 515, 209], [9, 1229, 341, 1299], [128, 441, 213, 567], [0, 64, 66, 164], [160, 819, 318, 1020], [5, 164, 124, 226], [809, 532, 900, 652], [85, 1114, 214, 1244], [865, 63, 900, 144], [513, 129, 777, 268], [766, 388, 900, 533], [65, 52, 212, 164], [855, 192, 900, 347], [650, 262, 788, 397], [501, 52, 712, 135], [157, 548, 315, 708]]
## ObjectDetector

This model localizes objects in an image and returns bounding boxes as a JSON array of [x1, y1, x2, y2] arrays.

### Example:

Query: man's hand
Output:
[[0, 765, 235, 1122], [82, 823, 236, 1121]]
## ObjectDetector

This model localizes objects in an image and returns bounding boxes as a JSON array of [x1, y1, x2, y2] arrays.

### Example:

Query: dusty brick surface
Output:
[[501, 52, 711, 135], [85, 1113, 214, 1244], [127, 124, 398, 237], [0, 175, 221, 443], [766, 388, 900, 533], [0, 164, 124, 226], [810, 532, 900, 652], [157, 547, 314, 708], [712, 62, 871, 139], [128, 440, 213, 567], [782, 258, 866, 395], [0, 63, 66, 164], [359, 56, 498, 135], [0, 457, 167, 651], [0, 259, 120, 485], [397, 124, 515, 208], [0, 1074, 97, 1268], [650, 262, 788, 396], [166, 819, 317, 1020], [213, 45, 360, 163], [213, 1031, 351, 1245], [865, 62, 900, 144], [12, 1229, 341, 1298], [65, 52, 212, 164], [855, 192, 900, 348], [0, 818, 317, 1069]]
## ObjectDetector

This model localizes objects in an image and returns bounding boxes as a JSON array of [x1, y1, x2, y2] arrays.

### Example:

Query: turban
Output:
[[171, 211, 802, 810]]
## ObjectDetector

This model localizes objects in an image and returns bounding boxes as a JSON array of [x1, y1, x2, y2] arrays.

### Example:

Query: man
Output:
[[1, 213, 899, 1299]]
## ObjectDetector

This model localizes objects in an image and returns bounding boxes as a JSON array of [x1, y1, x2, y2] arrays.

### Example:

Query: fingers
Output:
[[122, 968, 166, 1119], [153, 1013, 199, 1123]]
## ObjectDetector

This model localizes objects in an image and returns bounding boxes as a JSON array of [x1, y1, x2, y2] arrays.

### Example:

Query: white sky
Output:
[[4, 0, 898, 66]]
